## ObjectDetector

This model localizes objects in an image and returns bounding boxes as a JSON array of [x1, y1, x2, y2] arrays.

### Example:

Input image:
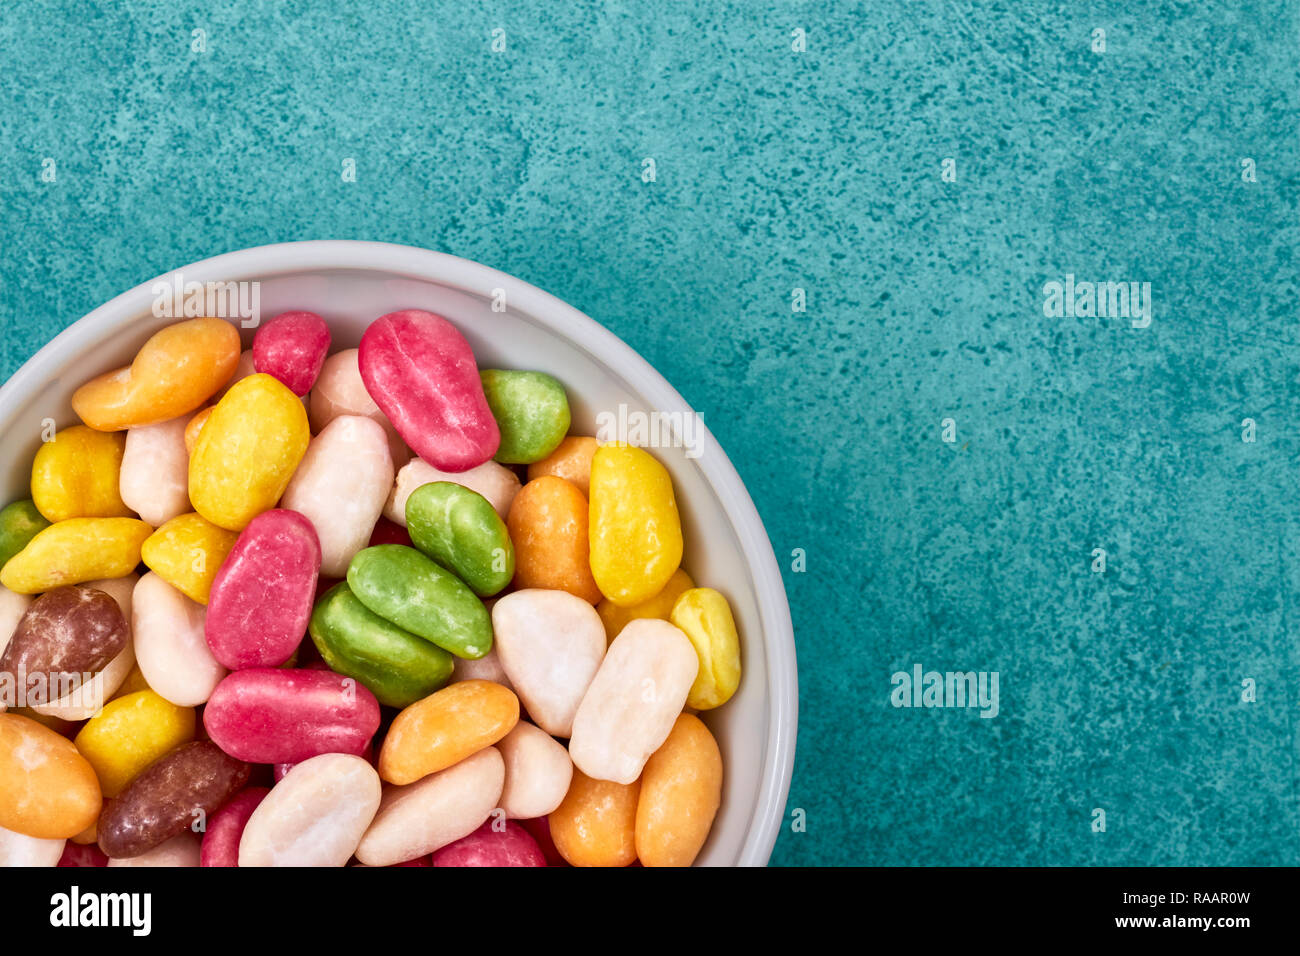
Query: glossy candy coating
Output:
[[405, 482, 514, 597], [588, 444, 683, 607], [0, 518, 152, 593], [479, 369, 571, 464], [31, 426, 131, 522]]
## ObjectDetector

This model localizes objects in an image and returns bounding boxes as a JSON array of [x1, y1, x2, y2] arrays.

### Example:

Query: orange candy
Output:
[[635, 714, 723, 867], [378, 680, 518, 785], [183, 406, 214, 455], [0, 714, 102, 839], [550, 769, 641, 867], [527, 436, 598, 497], [507, 476, 602, 604], [72, 318, 242, 431]]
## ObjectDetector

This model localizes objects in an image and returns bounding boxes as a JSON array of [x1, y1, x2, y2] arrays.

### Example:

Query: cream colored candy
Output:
[[0, 824, 64, 866], [119, 416, 191, 527], [30, 574, 138, 721], [355, 747, 503, 867], [132, 572, 225, 706], [309, 349, 410, 466], [450, 645, 514, 693], [281, 415, 394, 577], [384, 457, 520, 526], [497, 721, 572, 820], [492, 590, 605, 738], [240, 753, 381, 867], [108, 832, 200, 867], [0, 585, 33, 712], [568, 618, 699, 785]]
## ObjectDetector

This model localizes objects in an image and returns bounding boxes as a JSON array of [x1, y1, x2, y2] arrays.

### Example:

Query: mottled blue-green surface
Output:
[[1, 1, 1298, 866]]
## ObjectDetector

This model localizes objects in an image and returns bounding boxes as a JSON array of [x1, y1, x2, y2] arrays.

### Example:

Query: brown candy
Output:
[[0, 587, 127, 704]]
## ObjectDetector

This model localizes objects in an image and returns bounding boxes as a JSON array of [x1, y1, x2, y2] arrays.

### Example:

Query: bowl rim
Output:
[[0, 239, 798, 866]]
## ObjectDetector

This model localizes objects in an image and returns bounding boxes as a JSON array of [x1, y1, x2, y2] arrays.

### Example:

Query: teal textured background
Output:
[[2, 1, 1298, 866]]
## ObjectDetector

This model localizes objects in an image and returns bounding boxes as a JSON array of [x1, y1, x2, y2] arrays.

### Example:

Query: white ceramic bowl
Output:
[[0, 240, 797, 866]]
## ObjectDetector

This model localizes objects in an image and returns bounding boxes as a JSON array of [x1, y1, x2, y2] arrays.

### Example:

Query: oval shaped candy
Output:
[[635, 713, 723, 867], [358, 310, 499, 472], [72, 318, 242, 431], [239, 753, 381, 867], [568, 618, 698, 785], [347, 545, 492, 659], [280, 416, 394, 577], [140, 512, 239, 605], [0, 518, 152, 594], [0, 500, 50, 571], [0, 714, 102, 839], [309, 583, 453, 708], [385, 456, 520, 526], [588, 444, 683, 606], [479, 369, 571, 464], [0, 825, 65, 867], [132, 573, 226, 707], [252, 311, 331, 396], [189, 373, 311, 531], [31, 426, 131, 522], [356, 746, 504, 867], [97, 740, 250, 859], [0, 587, 127, 702], [430, 818, 546, 867], [492, 589, 605, 738], [205, 510, 321, 669], [508, 476, 601, 604], [119, 416, 193, 527], [309, 348, 410, 467], [527, 435, 598, 496], [670, 587, 742, 710], [203, 667, 380, 764], [550, 770, 640, 868], [378, 680, 518, 785], [406, 482, 513, 597]]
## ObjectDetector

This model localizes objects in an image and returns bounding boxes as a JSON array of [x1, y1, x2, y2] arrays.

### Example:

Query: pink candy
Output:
[[206, 510, 322, 670], [253, 311, 331, 396], [203, 668, 380, 764], [200, 787, 270, 867], [358, 310, 499, 472], [430, 819, 547, 867], [58, 842, 109, 867]]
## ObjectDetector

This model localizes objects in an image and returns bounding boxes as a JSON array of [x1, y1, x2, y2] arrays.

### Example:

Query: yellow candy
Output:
[[0, 518, 152, 594], [597, 568, 694, 643], [189, 374, 310, 531], [30, 426, 132, 522], [670, 588, 742, 710], [588, 444, 683, 607], [141, 512, 238, 604], [74, 691, 195, 798], [110, 663, 152, 700]]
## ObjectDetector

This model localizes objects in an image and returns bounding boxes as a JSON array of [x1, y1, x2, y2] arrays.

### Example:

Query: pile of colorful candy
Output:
[[0, 310, 743, 867]]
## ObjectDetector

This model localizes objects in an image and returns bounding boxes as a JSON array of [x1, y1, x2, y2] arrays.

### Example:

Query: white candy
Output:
[[451, 645, 514, 693], [309, 349, 410, 467], [0, 824, 64, 866], [281, 415, 394, 577], [119, 416, 191, 526], [108, 832, 200, 867], [497, 722, 572, 820], [492, 589, 605, 738], [132, 573, 225, 706], [355, 747, 503, 867], [568, 619, 698, 785], [240, 753, 381, 867], [385, 457, 520, 527]]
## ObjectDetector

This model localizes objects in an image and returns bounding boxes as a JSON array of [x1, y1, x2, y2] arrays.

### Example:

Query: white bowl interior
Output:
[[0, 244, 796, 866]]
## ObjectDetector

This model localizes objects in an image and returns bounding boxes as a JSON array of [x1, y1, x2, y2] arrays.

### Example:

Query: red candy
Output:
[[358, 310, 499, 472], [206, 510, 322, 670], [430, 819, 546, 867], [200, 786, 270, 867], [203, 668, 380, 764], [253, 311, 331, 397], [58, 842, 109, 867], [367, 517, 411, 548]]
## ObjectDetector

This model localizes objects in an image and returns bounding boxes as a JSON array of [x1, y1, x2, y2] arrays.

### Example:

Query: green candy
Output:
[[406, 482, 514, 598], [0, 499, 51, 570], [309, 582, 454, 708], [346, 544, 493, 659], [480, 369, 571, 464]]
